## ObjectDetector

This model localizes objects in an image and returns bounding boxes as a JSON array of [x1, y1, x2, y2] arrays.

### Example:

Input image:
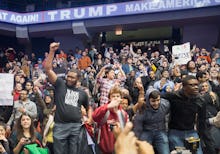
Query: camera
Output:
[[109, 124, 115, 131], [25, 138, 31, 143]]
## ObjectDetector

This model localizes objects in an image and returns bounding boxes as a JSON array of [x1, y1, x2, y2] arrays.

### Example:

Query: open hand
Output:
[[107, 99, 121, 109], [114, 122, 138, 154]]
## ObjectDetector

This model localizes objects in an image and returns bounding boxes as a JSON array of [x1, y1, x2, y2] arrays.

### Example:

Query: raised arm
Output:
[[96, 65, 106, 79], [44, 42, 60, 85], [117, 64, 126, 79], [132, 79, 145, 113], [129, 43, 139, 58], [34, 86, 47, 110]]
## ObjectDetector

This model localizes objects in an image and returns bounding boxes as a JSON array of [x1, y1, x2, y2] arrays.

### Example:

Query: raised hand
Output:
[[107, 98, 121, 109], [49, 42, 60, 53], [114, 122, 138, 154], [136, 140, 154, 154]]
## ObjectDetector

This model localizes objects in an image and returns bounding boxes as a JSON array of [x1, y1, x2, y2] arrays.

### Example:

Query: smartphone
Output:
[[25, 138, 31, 143]]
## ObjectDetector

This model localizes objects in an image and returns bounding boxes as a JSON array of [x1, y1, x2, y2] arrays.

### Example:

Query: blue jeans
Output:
[[169, 129, 203, 154], [53, 122, 82, 154], [140, 130, 169, 154]]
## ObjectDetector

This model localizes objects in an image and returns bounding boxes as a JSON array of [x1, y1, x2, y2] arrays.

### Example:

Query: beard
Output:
[[66, 80, 77, 88]]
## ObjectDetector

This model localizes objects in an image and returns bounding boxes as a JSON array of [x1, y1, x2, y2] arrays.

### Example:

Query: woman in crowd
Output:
[[34, 87, 55, 154], [186, 60, 197, 76], [0, 122, 10, 154], [199, 81, 220, 154], [10, 114, 42, 154]]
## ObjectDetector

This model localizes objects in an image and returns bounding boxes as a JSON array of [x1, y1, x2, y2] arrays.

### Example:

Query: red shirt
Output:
[[13, 91, 20, 101], [92, 104, 128, 154]]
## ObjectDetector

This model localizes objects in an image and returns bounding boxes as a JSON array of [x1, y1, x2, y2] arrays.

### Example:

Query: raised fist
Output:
[[49, 42, 60, 52]]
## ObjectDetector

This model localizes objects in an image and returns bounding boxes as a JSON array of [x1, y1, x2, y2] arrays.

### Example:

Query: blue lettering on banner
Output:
[[0, 0, 218, 25]]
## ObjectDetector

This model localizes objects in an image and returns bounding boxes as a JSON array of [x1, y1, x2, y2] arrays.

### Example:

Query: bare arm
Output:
[[34, 87, 47, 110], [44, 42, 60, 85], [117, 64, 126, 79], [129, 43, 139, 58], [96, 66, 106, 79], [132, 81, 145, 113], [13, 138, 27, 154]]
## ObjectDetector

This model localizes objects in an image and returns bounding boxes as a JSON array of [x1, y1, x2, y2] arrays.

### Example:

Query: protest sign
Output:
[[0, 73, 14, 106], [172, 42, 191, 65]]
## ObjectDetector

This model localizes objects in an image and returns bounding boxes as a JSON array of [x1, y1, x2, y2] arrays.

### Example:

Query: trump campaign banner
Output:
[[0, 0, 219, 25], [0, 73, 14, 106]]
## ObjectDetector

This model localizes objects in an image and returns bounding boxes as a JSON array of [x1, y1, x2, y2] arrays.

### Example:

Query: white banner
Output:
[[172, 42, 191, 65], [0, 0, 220, 25], [0, 73, 14, 106]]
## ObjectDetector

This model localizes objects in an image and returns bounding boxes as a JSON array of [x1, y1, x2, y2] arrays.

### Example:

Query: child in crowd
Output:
[[92, 86, 129, 154]]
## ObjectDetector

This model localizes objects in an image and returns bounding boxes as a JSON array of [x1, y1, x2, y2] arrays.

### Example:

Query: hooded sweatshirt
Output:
[[92, 103, 128, 154], [143, 88, 170, 131]]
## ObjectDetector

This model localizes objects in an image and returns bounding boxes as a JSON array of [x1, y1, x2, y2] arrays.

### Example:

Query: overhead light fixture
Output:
[[115, 26, 122, 35]]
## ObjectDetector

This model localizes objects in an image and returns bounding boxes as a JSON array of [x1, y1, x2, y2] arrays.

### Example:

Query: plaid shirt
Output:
[[97, 77, 125, 105]]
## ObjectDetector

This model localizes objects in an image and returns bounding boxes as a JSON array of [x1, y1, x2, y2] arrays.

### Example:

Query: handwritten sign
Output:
[[0, 73, 14, 106], [172, 42, 191, 65]]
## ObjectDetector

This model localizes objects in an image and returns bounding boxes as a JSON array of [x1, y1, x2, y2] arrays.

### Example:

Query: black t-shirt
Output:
[[54, 78, 88, 123], [126, 108, 135, 121]]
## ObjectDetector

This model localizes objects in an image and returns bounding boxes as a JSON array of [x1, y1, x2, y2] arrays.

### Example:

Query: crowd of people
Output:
[[0, 41, 220, 154]]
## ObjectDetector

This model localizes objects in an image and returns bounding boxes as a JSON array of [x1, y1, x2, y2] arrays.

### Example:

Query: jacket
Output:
[[92, 103, 128, 154], [143, 88, 170, 131], [161, 90, 206, 130], [78, 56, 92, 70]]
